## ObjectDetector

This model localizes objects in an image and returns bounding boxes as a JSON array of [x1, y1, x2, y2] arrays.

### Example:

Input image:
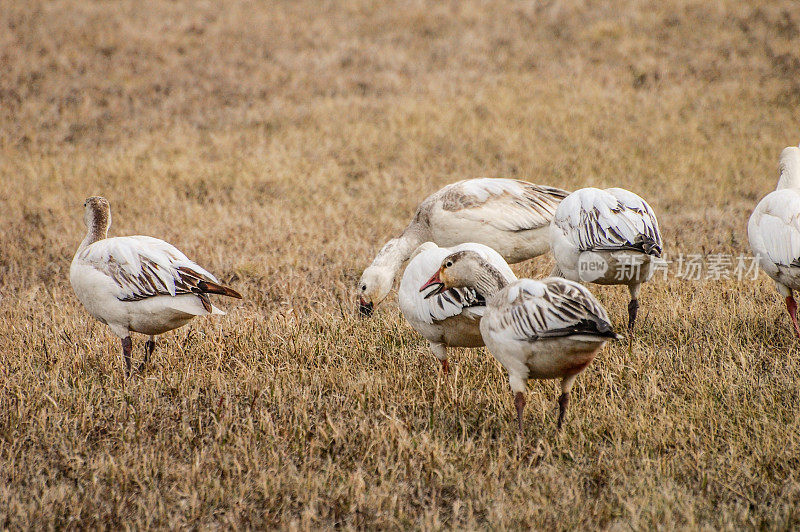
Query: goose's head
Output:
[[83, 196, 111, 232], [356, 265, 393, 317], [420, 250, 484, 298]]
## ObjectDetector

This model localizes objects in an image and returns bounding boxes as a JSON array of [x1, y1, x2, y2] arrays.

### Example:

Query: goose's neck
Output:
[[371, 228, 425, 277], [77, 224, 108, 253], [777, 148, 800, 191], [472, 261, 510, 301]]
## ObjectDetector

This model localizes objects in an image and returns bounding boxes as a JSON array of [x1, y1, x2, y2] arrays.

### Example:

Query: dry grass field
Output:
[[2, 0, 800, 528]]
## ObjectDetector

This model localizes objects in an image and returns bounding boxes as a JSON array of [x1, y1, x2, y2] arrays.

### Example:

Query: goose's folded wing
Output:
[[751, 191, 800, 267], [78, 236, 220, 303], [443, 178, 568, 232], [486, 279, 618, 341], [421, 286, 488, 323], [554, 188, 662, 255]]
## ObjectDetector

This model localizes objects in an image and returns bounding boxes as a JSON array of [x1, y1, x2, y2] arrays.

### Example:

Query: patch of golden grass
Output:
[[1, 0, 800, 528]]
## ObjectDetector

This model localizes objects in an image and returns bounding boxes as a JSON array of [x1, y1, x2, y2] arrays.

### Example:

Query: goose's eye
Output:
[[445, 261, 453, 268], [361, 285, 367, 291]]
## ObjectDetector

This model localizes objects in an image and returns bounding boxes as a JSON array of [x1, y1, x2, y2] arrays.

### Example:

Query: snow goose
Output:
[[420, 250, 619, 433], [748, 145, 800, 338], [549, 187, 662, 346], [70, 197, 242, 376], [398, 242, 516, 373], [357, 178, 569, 316]]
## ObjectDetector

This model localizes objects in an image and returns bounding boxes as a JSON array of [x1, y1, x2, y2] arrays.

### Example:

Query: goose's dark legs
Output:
[[627, 299, 639, 333], [122, 336, 133, 377], [557, 393, 570, 430], [514, 392, 526, 436], [138, 336, 156, 373], [627, 283, 641, 354], [557, 375, 579, 431]]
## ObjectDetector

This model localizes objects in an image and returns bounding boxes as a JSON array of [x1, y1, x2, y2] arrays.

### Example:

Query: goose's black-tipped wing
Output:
[[79, 236, 240, 310], [483, 278, 620, 342], [553, 187, 662, 256]]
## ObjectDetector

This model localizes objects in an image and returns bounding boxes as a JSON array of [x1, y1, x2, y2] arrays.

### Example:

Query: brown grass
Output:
[[2, 0, 800, 528]]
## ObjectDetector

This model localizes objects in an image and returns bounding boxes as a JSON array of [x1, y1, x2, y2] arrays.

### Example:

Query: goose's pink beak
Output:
[[420, 270, 445, 298], [358, 297, 374, 317]]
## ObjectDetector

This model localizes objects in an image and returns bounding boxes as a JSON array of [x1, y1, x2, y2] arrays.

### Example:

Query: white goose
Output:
[[420, 250, 619, 433], [357, 178, 569, 315], [549, 187, 662, 343], [70, 197, 242, 376], [398, 242, 516, 373], [748, 145, 800, 339]]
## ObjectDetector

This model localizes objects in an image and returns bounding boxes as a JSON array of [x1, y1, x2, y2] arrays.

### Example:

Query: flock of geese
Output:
[[70, 144, 800, 434]]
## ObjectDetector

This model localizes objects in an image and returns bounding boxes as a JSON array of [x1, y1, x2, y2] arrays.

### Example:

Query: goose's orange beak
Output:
[[420, 269, 445, 299]]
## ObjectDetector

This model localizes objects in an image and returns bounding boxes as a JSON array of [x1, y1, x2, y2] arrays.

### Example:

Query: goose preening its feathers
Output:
[[358, 178, 569, 316], [748, 145, 800, 338], [550, 187, 662, 344], [70, 197, 242, 376], [398, 242, 516, 373], [421, 250, 619, 434]]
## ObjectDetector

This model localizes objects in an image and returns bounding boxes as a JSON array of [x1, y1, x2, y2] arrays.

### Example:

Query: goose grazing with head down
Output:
[[70, 197, 242, 376], [549, 187, 662, 346], [748, 145, 800, 339], [398, 242, 516, 373], [421, 251, 620, 434], [357, 178, 569, 316]]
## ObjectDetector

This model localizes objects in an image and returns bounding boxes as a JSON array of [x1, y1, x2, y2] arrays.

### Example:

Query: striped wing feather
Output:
[[489, 278, 618, 341], [79, 236, 237, 310], [555, 188, 662, 256]]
